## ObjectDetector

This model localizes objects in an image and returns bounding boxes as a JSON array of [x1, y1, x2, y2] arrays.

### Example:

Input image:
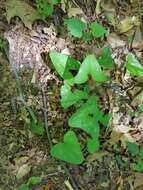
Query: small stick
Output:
[[62, 163, 79, 190], [42, 87, 52, 148]]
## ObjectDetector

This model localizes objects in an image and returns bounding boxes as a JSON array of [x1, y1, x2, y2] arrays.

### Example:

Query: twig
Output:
[[62, 163, 80, 190], [5, 44, 37, 122], [42, 87, 52, 148]]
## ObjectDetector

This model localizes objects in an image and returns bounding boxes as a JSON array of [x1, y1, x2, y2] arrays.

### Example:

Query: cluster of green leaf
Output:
[[18, 176, 41, 190], [64, 17, 107, 39], [127, 142, 143, 172], [36, 0, 58, 18], [30, 119, 45, 135], [49, 51, 112, 164]]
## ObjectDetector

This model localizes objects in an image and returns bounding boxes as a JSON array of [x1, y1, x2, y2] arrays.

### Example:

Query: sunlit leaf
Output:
[[74, 55, 108, 84], [61, 83, 88, 108], [51, 131, 84, 164], [90, 22, 107, 38], [50, 52, 80, 79], [126, 53, 143, 76], [64, 18, 87, 38]]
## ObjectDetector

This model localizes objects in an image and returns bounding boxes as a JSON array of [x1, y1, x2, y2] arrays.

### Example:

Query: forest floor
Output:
[[1, 0, 143, 190]]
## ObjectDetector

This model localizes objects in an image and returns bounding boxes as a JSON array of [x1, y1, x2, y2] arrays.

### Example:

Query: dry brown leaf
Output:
[[134, 173, 143, 189], [6, 0, 42, 29], [117, 16, 139, 34], [107, 33, 126, 48]]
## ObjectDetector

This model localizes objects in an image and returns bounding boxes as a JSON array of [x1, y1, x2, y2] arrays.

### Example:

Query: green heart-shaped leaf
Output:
[[64, 18, 87, 38], [51, 131, 84, 164], [68, 96, 100, 138], [74, 55, 108, 84], [126, 52, 143, 76], [90, 22, 107, 38], [61, 83, 88, 108]]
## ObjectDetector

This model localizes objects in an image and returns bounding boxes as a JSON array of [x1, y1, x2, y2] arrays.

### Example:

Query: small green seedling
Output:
[[18, 176, 41, 190], [51, 131, 84, 164], [30, 119, 45, 135], [64, 18, 107, 40], [36, 0, 58, 18]]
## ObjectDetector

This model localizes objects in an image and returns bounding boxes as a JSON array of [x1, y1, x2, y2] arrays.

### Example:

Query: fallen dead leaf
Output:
[[107, 33, 126, 48], [134, 173, 143, 189], [117, 16, 139, 34], [6, 0, 42, 29]]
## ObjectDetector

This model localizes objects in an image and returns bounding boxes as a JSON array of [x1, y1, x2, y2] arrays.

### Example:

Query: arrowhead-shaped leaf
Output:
[[50, 52, 80, 79], [61, 83, 88, 108], [51, 131, 84, 164], [126, 52, 143, 76], [74, 55, 108, 84], [68, 96, 100, 138]]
